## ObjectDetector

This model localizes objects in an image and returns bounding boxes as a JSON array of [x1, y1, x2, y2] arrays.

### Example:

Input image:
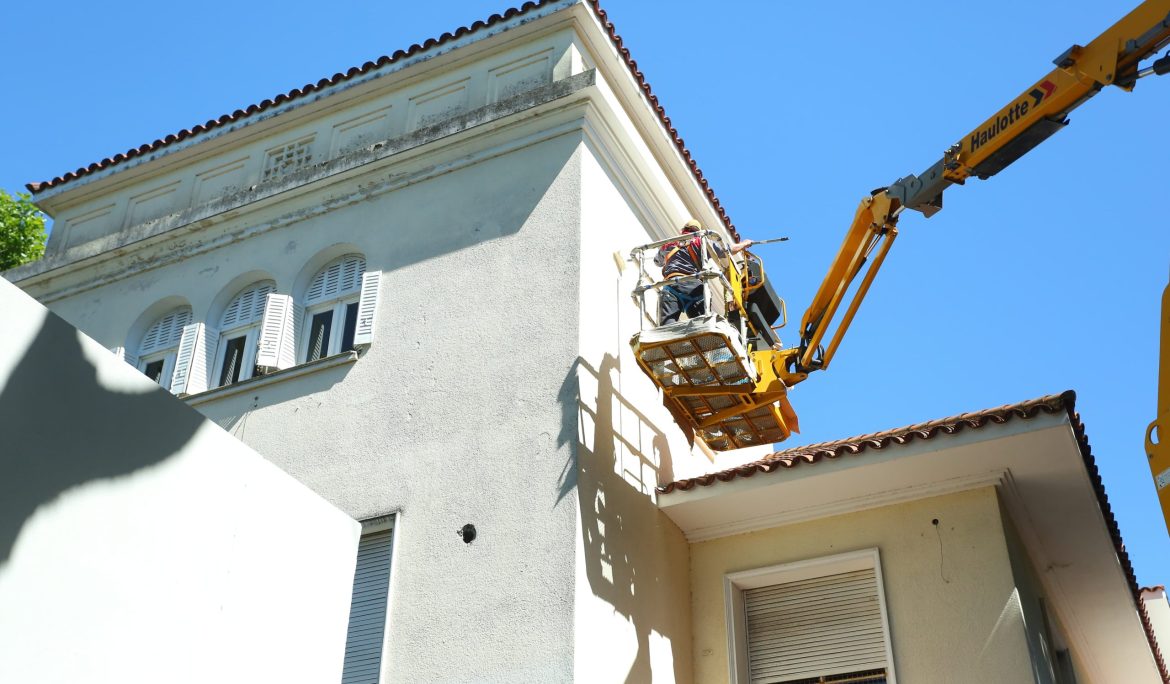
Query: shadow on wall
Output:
[[560, 353, 688, 684], [0, 311, 204, 565]]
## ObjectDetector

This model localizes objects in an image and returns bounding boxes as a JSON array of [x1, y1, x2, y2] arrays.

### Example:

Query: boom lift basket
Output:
[[629, 231, 798, 451]]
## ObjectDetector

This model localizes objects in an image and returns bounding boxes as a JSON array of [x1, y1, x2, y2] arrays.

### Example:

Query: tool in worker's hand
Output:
[[752, 237, 790, 245]]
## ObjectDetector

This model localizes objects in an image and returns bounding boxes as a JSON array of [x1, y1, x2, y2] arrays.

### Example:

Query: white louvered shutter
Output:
[[352, 270, 381, 348], [190, 325, 220, 393], [744, 568, 888, 684], [169, 324, 201, 395], [341, 528, 394, 684], [139, 308, 192, 357], [220, 282, 274, 330], [109, 346, 139, 369], [170, 323, 219, 395], [255, 293, 297, 370], [290, 303, 304, 363], [306, 254, 365, 306]]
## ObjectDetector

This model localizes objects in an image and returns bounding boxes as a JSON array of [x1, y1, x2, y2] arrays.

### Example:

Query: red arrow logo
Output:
[[1030, 80, 1057, 107]]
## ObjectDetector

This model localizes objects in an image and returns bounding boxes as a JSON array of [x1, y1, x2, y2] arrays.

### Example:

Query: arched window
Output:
[[214, 281, 275, 387], [302, 255, 365, 362], [136, 307, 192, 389]]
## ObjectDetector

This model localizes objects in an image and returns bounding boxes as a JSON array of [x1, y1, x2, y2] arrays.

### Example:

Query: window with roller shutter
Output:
[[725, 550, 896, 684], [341, 518, 395, 684]]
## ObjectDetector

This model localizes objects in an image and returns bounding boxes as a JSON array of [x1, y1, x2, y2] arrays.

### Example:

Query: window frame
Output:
[[137, 350, 177, 390], [301, 298, 359, 363], [724, 548, 897, 684], [300, 255, 365, 363], [213, 282, 274, 388], [135, 306, 192, 391], [214, 325, 262, 387]]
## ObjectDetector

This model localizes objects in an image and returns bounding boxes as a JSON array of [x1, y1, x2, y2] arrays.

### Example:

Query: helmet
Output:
[[681, 219, 702, 233]]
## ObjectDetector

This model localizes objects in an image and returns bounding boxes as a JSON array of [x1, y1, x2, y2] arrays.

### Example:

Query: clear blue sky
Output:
[[2, 1, 1167, 585]]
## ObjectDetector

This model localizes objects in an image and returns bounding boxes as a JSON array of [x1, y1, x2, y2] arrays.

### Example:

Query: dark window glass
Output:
[[307, 311, 333, 361], [219, 336, 247, 386], [143, 359, 165, 384], [341, 301, 359, 352]]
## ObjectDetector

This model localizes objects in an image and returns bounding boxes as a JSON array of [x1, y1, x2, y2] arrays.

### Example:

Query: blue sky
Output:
[[3, 1, 1167, 585]]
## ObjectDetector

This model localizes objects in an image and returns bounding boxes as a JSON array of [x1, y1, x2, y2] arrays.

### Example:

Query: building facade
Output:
[[4, 1, 1164, 682]]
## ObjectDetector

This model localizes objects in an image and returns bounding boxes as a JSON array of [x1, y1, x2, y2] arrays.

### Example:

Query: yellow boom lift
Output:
[[629, 1, 1170, 527]]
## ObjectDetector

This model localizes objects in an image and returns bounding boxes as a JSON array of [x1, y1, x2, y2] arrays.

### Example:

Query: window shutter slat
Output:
[[352, 270, 381, 348], [307, 255, 366, 305], [169, 324, 201, 395], [290, 302, 303, 365], [256, 293, 297, 370], [171, 323, 220, 395], [221, 283, 274, 330], [744, 567, 887, 684], [140, 307, 192, 356], [341, 528, 393, 684], [194, 325, 220, 394]]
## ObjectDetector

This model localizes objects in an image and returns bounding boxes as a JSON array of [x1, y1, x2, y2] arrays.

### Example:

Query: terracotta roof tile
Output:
[[26, 2, 555, 195], [26, 1, 740, 238], [658, 390, 1168, 682], [658, 392, 1072, 494]]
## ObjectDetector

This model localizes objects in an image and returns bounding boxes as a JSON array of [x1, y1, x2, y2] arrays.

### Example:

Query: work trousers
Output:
[[659, 279, 706, 325]]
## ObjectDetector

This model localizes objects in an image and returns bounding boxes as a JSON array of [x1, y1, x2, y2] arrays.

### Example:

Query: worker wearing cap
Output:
[[654, 219, 754, 325]]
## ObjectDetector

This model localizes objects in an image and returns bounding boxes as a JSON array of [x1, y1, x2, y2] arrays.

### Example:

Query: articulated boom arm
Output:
[[794, 191, 900, 378], [1150, 276, 1170, 532], [793, 0, 1170, 382]]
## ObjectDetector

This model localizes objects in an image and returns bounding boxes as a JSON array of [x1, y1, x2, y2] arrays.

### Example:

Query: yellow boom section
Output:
[[791, 1, 1170, 526], [1149, 273, 1170, 534], [796, 0, 1170, 378]]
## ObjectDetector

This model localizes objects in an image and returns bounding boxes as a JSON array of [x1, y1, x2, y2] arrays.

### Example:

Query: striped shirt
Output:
[[655, 235, 724, 277]]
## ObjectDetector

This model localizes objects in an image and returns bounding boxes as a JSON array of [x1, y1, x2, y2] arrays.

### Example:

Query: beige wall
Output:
[[690, 487, 1036, 684]]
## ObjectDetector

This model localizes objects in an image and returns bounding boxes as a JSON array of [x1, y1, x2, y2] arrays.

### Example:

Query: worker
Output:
[[655, 219, 754, 325]]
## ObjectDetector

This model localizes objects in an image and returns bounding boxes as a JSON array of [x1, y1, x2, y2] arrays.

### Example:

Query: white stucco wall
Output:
[[25, 127, 588, 681], [572, 141, 694, 682], [200, 133, 585, 682], [7, 7, 772, 680], [690, 487, 1035, 684], [0, 278, 360, 684]]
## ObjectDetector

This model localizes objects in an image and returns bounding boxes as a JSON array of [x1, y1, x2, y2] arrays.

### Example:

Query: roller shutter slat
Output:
[[341, 529, 393, 684], [744, 568, 888, 684]]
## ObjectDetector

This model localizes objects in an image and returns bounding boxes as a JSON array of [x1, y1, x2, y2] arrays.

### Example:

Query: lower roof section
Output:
[[658, 392, 1166, 682]]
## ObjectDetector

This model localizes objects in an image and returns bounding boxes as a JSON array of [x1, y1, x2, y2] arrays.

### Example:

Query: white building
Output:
[[3, 1, 1164, 682], [0, 279, 362, 684]]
